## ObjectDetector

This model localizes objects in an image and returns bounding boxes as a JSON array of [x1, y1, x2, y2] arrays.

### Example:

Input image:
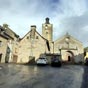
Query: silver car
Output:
[[36, 57, 48, 65]]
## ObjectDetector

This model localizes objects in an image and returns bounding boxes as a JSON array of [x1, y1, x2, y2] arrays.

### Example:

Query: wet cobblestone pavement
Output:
[[0, 64, 87, 88]]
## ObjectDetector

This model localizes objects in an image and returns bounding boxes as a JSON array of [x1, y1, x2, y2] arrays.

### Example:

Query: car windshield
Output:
[[39, 58, 45, 59]]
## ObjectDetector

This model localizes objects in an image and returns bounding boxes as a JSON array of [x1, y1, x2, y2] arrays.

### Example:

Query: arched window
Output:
[[46, 32, 48, 35], [36, 36, 39, 39], [0, 41, 2, 47]]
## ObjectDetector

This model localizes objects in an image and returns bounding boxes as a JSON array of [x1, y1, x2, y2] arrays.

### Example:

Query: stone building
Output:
[[42, 18, 84, 63], [0, 18, 84, 64], [0, 26, 9, 63], [17, 25, 50, 63], [54, 33, 84, 63], [16, 18, 84, 64], [0, 24, 19, 63]]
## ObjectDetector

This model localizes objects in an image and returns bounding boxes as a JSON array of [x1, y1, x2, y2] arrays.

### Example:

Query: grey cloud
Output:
[[0, 0, 88, 47], [0, 0, 58, 17], [0, 0, 11, 9], [59, 12, 88, 46]]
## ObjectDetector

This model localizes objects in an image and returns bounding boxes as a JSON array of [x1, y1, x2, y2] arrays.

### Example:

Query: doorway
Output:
[[68, 56, 71, 61], [66, 51, 74, 62], [62, 50, 74, 63], [13, 55, 18, 63], [0, 53, 2, 62]]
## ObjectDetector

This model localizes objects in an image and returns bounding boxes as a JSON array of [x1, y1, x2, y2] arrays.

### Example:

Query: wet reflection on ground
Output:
[[0, 64, 85, 88]]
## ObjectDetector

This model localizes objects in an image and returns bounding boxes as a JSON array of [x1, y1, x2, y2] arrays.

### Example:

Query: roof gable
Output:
[[54, 33, 83, 46], [20, 29, 47, 42], [1, 24, 19, 38]]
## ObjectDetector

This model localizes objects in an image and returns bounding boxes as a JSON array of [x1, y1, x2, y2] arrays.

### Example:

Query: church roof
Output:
[[1, 24, 19, 39], [20, 29, 48, 41], [0, 25, 13, 40], [54, 33, 83, 45], [0, 33, 9, 40]]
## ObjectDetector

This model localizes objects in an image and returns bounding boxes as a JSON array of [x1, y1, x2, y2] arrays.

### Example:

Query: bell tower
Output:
[[42, 18, 53, 42]]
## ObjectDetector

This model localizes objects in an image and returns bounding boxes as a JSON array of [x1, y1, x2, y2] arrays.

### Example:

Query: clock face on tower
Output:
[[45, 25, 48, 29], [42, 18, 53, 41]]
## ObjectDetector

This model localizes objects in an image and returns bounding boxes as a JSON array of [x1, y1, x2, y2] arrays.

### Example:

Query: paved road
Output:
[[0, 64, 87, 88]]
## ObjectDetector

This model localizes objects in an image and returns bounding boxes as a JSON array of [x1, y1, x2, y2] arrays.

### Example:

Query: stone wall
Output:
[[17, 31, 47, 63], [0, 37, 7, 63], [54, 34, 84, 63]]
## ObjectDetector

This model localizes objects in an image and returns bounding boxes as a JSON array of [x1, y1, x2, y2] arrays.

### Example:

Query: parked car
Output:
[[51, 56, 62, 67], [85, 58, 88, 65], [36, 57, 48, 65]]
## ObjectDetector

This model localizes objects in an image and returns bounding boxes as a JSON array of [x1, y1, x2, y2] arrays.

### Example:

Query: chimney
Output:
[[30, 25, 36, 39], [31, 25, 36, 31], [3, 24, 9, 29]]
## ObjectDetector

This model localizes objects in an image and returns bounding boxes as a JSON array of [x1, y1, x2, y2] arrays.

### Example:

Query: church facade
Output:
[[54, 33, 84, 63], [16, 18, 84, 64], [0, 18, 84, 64]]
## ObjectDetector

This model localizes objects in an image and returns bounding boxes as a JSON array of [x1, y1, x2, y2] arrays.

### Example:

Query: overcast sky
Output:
[[0, 0, 88, 47]]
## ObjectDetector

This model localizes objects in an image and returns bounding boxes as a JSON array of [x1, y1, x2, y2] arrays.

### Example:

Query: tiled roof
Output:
[[0, 25, 13, 40]]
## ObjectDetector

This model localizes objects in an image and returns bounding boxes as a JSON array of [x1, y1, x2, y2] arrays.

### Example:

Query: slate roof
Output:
[[0, 25, 19, 40]]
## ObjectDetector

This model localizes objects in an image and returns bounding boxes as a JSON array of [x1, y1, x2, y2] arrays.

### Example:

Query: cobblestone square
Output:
[[0, 64, 87, 88]]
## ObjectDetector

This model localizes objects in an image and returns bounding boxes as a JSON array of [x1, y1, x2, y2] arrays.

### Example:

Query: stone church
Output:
[[16, 18, 84, 64], [0, 18, 84, 64]]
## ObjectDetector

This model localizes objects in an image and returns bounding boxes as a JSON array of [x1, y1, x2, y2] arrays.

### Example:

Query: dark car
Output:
[[51, 56, 62, 67], [85, 58, 88, 65]]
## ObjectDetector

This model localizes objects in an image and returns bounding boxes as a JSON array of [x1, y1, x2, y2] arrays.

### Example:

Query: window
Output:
[[0, 29, 1, 32], [15, 48, 17, 53], [46, 32, 48, 34], [36, 36, 39, 39], [27, 36, 29, 39], [0, 41, 2, 47]]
